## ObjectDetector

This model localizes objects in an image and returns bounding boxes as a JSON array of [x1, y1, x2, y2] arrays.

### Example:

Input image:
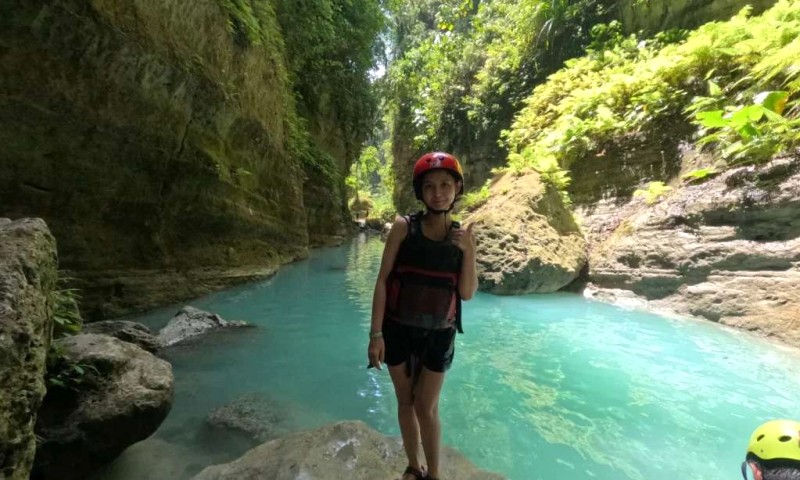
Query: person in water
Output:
[[367, 152, 478, 480], [742, 420, 800, 480]]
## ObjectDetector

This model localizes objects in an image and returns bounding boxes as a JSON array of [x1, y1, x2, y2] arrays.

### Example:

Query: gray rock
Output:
[[89, 437, 206, 480], [205, 393, 293, 443], [82, 320, 159, 352], [33, 334, 174, 480], [192, 420, 505, 480], [0, 218, 57, 480], [157, 306, 252, 347], [587, 156, 800, 346]]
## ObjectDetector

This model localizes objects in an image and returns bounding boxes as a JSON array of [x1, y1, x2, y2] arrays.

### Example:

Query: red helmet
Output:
[[412, 152, 464, 200]]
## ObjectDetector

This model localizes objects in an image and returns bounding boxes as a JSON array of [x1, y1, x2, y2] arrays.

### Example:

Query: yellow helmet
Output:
[[747, 420, 800, 462]]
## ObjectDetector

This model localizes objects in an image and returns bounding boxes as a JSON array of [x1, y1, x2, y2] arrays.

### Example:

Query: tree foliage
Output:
[[272, 0, 384, 142], [507, 1, 800, 190], [380, 0, 614, 211], [216, 0, 384, 185], [377, 0, 800, 209], [346, 139, 396, 220]]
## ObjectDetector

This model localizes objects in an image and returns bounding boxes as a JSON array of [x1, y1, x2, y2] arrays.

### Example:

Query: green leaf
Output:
[[682, 168, 717, 181], [754, 91, 789, 114], [728, 106, 758, 127], [708, 80, 722, 97], [695, 110, 726, 128], [722, 141, 745, 158], [739, 123, 760, 140], [697, 133, 721, 146], [762, 109, 786, 122]]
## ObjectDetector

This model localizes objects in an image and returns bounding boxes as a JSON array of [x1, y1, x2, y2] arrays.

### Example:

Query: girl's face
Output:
[[421, 169, 461, 210]]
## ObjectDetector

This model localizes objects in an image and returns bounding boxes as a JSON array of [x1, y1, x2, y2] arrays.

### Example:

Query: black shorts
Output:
[[383, 318, 456, 373]]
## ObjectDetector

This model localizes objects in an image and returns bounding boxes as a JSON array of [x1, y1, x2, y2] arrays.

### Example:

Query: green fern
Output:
[[634, 181, 672, 204]]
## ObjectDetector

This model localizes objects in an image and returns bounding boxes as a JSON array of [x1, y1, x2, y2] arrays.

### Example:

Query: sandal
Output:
[[401, 465, 427, 479]]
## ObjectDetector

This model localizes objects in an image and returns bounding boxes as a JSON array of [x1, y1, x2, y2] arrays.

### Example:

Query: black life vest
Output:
[[385, 212, 464, 333]]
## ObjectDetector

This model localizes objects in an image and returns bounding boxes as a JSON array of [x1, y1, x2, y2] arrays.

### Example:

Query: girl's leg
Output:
[[414, 367, 446, 479], [388, 363, 424, 478]]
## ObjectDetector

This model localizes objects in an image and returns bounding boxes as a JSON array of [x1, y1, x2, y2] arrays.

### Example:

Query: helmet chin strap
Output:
[[424, 204, 452, 238], [423, 200, 454, 215], [426, 207, 448, 215], [422, 201, 456, 238]]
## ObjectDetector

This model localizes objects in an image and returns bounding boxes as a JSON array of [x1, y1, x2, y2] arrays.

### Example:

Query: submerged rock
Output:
[[89, 437, 207, 480], [157, 306, 252, 347], [0, 218, 57, 480], [205, 393, 293, 444], [33, 334, 173, 480], [192, 420, 505, 480]]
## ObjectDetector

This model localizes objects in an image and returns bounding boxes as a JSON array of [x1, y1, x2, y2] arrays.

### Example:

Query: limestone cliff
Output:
[[0, 0, 360, 320], [0, 218, 57, 480], [580, 152, 800, 347]]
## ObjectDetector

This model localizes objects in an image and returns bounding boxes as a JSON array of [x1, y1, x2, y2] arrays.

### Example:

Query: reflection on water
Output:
[[95, 234, 800, 480]]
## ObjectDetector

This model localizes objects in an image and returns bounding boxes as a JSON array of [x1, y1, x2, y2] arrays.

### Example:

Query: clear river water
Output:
[[93, 234, 800, 480]]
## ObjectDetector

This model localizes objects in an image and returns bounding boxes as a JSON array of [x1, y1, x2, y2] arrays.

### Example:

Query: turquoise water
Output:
[[95, 234, 800, 480]]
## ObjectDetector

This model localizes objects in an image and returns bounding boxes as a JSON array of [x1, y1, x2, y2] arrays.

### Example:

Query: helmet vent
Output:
[[778, 435, 792, 442], [757, 434, 765, 441]]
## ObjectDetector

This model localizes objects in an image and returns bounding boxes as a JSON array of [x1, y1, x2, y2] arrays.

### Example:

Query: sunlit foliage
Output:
[[380, 0, 612, 211], [633, 181, 673, 204], [346, 140, 396, 221], [507, 1, 800, 188]]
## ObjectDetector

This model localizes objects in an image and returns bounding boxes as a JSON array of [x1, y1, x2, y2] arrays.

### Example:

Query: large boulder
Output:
[[0, 218, 57, 480], [82, 320, 159, 352], [588, 156, 800, 346], [469, 171, 587, 294], [32, 334, 174, 480], [157, 306, 252, 347], [192, 420, 505, 480]]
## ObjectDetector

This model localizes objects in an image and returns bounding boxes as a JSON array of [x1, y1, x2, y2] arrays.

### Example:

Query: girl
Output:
[[367, 152, 478, 480]]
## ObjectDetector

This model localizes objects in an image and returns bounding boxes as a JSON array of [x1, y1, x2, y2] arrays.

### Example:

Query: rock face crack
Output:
[[21, 182, 53, 194], [174, 112, 193, 161]]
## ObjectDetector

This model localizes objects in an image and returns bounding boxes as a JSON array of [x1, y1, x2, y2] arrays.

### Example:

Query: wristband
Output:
[[369, 331, 383, 339]]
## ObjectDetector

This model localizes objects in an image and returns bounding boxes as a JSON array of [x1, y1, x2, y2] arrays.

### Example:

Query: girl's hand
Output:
[[450, 222, 476, 253], [368, 337, 385, 370]]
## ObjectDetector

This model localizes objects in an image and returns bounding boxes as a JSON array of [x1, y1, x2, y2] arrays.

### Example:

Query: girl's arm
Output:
[[456, 223, 478, 300]]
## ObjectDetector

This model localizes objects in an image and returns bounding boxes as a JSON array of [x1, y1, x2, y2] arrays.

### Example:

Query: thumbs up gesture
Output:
[[450, 222, 476, 253]]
